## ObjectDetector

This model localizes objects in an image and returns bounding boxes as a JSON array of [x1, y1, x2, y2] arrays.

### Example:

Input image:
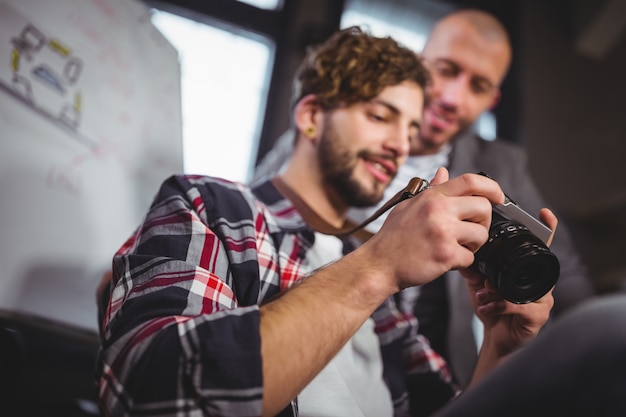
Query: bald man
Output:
[[253, 8, 595, 389], [350, 8, 594, 388]]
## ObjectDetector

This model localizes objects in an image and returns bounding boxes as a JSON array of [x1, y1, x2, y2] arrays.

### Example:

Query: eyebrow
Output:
[[370, 99, 422, 131]]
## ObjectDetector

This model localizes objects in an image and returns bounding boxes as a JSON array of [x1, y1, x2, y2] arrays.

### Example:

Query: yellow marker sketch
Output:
[[10, 23, 84, 130]]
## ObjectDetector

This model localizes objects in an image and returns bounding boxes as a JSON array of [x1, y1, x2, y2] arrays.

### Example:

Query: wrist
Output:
[[330, 249, 399, 310]]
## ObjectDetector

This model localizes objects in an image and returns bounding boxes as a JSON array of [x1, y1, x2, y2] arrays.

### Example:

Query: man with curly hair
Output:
[[96, 27, 557, 416], [254, 8, 594, 393]]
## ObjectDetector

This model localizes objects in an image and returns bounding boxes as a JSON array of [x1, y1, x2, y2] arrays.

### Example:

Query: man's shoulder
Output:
[[455, 134, 525, 165], [167, 173, 253, 199], [166, 174, 249, 191], [459, 134, 526, 157], [156, 174, 245, 193], [151, 174, 263, 222], [449, 134, 531, 185]]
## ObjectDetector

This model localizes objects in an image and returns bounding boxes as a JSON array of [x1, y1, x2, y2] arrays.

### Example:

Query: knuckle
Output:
[[460, 172, 481, 189], [433, 241, 456, 263], [421, 196, 450, 217]]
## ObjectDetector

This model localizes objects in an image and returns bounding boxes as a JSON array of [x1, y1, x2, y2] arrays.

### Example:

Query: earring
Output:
[[304, 126, 315, 136]]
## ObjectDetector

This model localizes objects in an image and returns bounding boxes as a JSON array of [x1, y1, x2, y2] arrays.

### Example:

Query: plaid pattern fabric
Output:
[[96, 175, 454, 417]]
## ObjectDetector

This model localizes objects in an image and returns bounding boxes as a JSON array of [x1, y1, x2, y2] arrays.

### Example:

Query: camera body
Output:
[[470, 173, 560, 304]]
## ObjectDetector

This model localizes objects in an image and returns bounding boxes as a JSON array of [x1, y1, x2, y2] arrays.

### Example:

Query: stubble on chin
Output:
[[326, 166, 385, 208], [317, 123, 387, 208]]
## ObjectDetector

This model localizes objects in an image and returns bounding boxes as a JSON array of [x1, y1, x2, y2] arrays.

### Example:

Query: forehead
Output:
[[370, 81, 425, 119], [423, 22, 510, 85]]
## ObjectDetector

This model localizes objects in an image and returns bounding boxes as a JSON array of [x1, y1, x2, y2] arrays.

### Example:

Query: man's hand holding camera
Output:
[[361, 168, 505, 293], [463, 207, 557, 384], [362, 168, 557, 385]]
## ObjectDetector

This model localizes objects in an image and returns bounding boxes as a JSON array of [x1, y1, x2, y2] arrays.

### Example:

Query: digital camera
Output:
[[470, 173, 560, 304]]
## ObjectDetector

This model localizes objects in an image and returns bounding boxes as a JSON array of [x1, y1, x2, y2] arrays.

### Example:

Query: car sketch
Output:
[[10, 23, 83, 129]]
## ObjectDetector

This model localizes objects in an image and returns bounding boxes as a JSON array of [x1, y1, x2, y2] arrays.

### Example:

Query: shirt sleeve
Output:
[[97, 175, 269, 416], [373, 296, 459, 416]]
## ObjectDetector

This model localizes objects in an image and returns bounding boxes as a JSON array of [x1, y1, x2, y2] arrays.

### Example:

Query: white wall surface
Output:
[[0, 0, 183, 330]]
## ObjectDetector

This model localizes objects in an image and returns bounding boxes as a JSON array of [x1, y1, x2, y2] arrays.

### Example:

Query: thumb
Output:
[[430, 166, 449, 185]]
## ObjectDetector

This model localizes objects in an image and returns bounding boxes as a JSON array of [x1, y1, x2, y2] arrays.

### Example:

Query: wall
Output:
[[0, 0, 183, 330], [521, 0, 626, 292]]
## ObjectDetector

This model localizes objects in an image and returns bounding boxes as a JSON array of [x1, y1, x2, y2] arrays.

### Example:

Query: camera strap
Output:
[[271, 176, 431, 237]]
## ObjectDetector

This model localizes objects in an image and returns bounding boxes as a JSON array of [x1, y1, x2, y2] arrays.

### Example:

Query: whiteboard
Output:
[[0, 0, 183, 330]]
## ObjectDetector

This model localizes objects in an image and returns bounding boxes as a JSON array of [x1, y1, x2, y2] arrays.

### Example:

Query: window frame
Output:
[[146, 0, 346, 174]]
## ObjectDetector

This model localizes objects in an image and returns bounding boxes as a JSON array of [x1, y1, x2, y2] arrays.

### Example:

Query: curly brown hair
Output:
[[291, 26, 430, 111]]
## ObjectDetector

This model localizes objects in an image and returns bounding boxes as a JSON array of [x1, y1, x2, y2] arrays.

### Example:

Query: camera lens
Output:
[[513, 265, 535, 289], [471, 212, 560, 304]]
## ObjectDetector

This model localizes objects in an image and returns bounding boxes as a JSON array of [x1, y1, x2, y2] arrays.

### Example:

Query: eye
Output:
[[471, 80, 493, 95], [368, 112, 387, 122], [365, 104, 390, 122], [435, 62, 456, 78]]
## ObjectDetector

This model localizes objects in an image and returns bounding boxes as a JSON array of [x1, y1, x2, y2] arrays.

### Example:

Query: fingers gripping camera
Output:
[[470, 173, 560, 304]]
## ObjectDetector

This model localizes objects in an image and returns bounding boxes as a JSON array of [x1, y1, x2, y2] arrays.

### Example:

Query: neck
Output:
[[280, 164, 347, 229]]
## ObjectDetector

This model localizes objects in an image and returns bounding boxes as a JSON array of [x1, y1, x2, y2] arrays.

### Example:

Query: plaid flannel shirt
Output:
[[97, 175, 455, 417]]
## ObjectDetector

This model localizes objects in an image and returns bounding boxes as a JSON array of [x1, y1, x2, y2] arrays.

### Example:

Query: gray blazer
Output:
[[415, 133, 595, 387]]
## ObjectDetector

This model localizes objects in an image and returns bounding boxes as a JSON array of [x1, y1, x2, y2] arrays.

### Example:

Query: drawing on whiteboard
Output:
[[9, 23, 84, 130]]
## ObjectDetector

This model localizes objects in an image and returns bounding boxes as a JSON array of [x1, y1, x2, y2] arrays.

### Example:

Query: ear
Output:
[[294, 94, 322, 141], [488, 90, 502, 110]]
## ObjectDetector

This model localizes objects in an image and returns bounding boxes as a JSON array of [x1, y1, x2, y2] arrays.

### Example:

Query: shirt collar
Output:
[[251, 177, 311, 235]]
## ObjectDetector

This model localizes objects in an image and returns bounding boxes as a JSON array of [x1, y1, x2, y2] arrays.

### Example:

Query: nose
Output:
[[438, 74, 470, 112], [384, 124, 411, 159]]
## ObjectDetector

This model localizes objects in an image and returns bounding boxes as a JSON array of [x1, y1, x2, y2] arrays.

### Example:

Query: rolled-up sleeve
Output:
[[98, 175, 277, 416]]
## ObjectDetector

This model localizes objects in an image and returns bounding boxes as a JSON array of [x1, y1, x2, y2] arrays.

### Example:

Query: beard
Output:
[[416, 103, 474, 155], [317, 118, 389, 208]]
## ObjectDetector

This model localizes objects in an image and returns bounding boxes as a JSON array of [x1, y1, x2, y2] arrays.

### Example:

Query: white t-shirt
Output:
[[298, 233, 393, 417]]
